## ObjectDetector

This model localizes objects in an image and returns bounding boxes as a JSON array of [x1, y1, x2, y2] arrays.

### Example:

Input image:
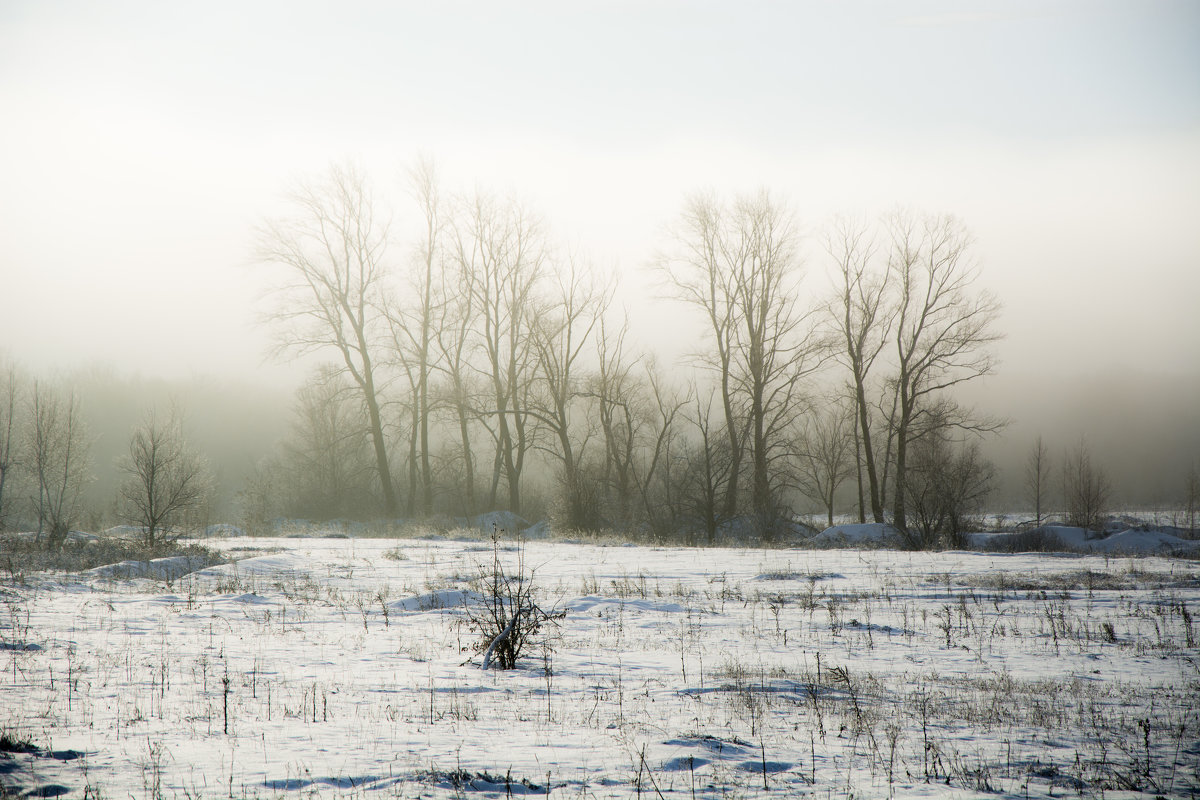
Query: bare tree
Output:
[[1183, 461, 1198, 538], [658, 192, 744, 519], [1025, 435, 1052, 526], [118, 406, 213, 548], [660, 190, 821, 536], [530, 258, 610, 527], [794, 400, 856, 529], [903, 425, 995, 550], [680, 389, 734, 545], [256, 163, 398, 516], [631, 362, 687, 538], [588, 311, 692, 537], [28, 383, 91, 549], [591, 315, 641, 526], [0, 364, 22, 530], [452, 191, 546, 515], [731, 192, 824, 535], [280, 366, 377, 519], [1062, 438, 1111, 532], [432, 281, 483, 516], [887, 212, 1002, 533], [386, 155, 445, 515], [237, 455, 284, 534], [825, 217, 892, 523]]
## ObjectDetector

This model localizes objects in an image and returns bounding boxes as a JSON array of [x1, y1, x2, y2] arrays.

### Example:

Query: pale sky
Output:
[[2, 0, 1198, 385]]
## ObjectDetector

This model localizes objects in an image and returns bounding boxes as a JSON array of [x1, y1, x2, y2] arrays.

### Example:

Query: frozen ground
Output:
[[2, 533, 1198, 798]]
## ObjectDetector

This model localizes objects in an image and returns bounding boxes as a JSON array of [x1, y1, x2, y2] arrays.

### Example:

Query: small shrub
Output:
[[382, 545, 408, 561], [0, 730, 36, 753], [466, 525, 560, 670]]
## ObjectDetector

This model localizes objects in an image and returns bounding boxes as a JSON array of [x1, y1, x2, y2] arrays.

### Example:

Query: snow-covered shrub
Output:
[[466, 524, 560, 670]]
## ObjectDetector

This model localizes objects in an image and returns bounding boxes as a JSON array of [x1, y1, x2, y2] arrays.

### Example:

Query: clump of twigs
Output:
[[467, 524, 561, 670]]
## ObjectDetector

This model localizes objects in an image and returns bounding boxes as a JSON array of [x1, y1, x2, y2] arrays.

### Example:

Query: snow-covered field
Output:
[[2, 533, 1198, 798]]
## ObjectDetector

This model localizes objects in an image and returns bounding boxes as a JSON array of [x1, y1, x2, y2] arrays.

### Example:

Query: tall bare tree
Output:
[[0, 364, 22, 530], [452, 191, 545, 514], [731, 192, 823, 534], [1025, 435, 1052, 526], [28, 383, 91, 549], [256, 163, 398, 515], [386, 156, 444, 515], [432, 273, 482, 516], [661, 190, 820, 535], [591, 315, 641, 525], [117, 406, 213, 548], [826, 217, 892, 523], [530, 258, 610, 527], [887, 212, 1002, 533], [659, 192, 744, 519]]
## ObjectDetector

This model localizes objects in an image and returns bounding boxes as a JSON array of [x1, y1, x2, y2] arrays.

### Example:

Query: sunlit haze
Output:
[[2, 1, 1198, 508]]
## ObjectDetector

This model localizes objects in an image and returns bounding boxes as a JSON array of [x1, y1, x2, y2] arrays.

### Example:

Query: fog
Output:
[[2, 1, 1198, 523]]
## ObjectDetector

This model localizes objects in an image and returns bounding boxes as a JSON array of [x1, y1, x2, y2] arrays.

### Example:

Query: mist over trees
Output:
[[2, 158, 1198, 546]]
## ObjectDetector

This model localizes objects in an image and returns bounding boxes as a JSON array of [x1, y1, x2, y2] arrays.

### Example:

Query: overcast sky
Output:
[[2, 0, 1198, 385]]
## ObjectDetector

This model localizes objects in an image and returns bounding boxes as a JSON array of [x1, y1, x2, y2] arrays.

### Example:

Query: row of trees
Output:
[[240, 161, 1010, 545], [1022, 435, 1193, 534], [0, 365, 212, 548], [11, 162, 1187, 547]]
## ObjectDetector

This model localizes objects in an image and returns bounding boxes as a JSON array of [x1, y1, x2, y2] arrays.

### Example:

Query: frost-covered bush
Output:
[[466, 525, 560, 670]]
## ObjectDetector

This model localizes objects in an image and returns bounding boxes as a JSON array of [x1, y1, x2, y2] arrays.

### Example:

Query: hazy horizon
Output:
[[3, 1, 1198, 516]]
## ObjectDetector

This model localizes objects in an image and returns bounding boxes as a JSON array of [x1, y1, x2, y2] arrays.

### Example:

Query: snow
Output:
[[1037, 525, 1094, 549], [810, 522, 901, 545], [470, 510, 531, 533], [100, 525, 144, 539], [204, 523, 246, 538], [2, 532, 1197, 798], [1086, 527, 1199, 554], [968, 525, 1200, 555], [523, 520, 552, 539], [86, 555, 214, 581]]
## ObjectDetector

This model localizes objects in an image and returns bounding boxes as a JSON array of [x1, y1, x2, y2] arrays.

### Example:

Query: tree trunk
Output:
[[891, 399, 911, 534], [455, 385, 476, 515], [854, 379, 884, 523], [362, 379, 396, 517]]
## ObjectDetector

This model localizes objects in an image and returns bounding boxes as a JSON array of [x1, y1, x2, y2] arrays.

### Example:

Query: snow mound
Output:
[[524, 520, 551, 539], [87, 555, 212, 581], [973, 525, 1199, 555], [1088, 528, 1199, 555], [713, 516, 816, 544], [389, 589, 479, 612], [811, 523, 902, 546], [567, 596, 687, 616], [1039, 526, 1094, 549], [204, 523, 246, 538], [62, 530, 99, 547], [199, 554, 304, 576], [470, 511, 531, 533], [233, 592, 271, 604], [266, 518, 363, 537], [101, 525, 144, 540]]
